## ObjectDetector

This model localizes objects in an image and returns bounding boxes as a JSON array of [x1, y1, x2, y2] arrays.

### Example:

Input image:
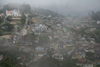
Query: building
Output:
[[52, 53, 63, 60], [35, 46, 45, 52], [72, 52, 85, 59], [76, 59, 93, 67], [97, 21, 100, 24], [6, 10, 21, 16], [22, 29, 27, 36]]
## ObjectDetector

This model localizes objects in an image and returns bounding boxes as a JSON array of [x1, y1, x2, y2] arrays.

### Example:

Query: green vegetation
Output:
[[0, 47, 22, 67], [0, 28, 13, 35], [6, 16, 12, 22], [0, 18, 3, 24], [90, 11, 100, 21], [0, 30, 2, 36], [0, 15, 4, 25], [96, 65, 100, 67], [0, 57, 19, 67], [0, 23, 14, 35], [86, 52, 95, 61], [21, 12, 26, 25]]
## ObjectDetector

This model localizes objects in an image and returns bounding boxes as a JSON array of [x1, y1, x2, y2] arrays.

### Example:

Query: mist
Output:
[[0, 0, 100, 16]]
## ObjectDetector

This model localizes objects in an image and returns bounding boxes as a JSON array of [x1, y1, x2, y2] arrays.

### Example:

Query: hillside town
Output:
[[0, 3, 100, 67]]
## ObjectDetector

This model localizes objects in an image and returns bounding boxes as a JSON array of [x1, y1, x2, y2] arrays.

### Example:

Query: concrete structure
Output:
[[6, 10, 21, 16], [76, 59, 93, 67]]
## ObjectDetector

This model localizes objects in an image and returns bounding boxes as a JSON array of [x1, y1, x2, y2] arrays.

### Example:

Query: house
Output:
[[32, 18, 37, 24], [52, 53, 63, 60], [22, 29, 27, 36], [6, 10, 21, 16], [76, 59, 93, 67], [35, 46, 45, 52], [72, 52, 85, 59], [1, 35, 11, 39], [34, 51, 47, 57], [88, 48, 94, 53], [64, 45, 75, 50]]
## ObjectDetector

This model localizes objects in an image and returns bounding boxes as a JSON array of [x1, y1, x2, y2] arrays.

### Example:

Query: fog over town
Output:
[[0, 0, 100, 67], [0, 0, 100, 16]]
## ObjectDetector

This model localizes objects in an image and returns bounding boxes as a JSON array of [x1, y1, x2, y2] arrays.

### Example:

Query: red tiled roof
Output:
[[77, 45, 82, 47], [77, 59, 85, 62], [7, 11, 13, 13], [7, 10, 19, 13]]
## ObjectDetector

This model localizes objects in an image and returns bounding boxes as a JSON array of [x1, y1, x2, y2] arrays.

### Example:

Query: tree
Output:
[[0, 31, 2, 36], [0, 18, 3, 24], [6, 16, 12, 22], [21, 12, 26, 24], [90, 11, 100, 21]]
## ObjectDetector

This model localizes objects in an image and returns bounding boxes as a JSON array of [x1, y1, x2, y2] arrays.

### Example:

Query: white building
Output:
[[22, 29, 27, 36], [6, 10, 21, 16], [35, 46, 45, 52]]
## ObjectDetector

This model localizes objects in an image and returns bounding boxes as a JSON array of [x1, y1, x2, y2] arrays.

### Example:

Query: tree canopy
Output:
[[6, 16, 12, 22], [90, 11, 100, 21], [21, 12, 26, 24]]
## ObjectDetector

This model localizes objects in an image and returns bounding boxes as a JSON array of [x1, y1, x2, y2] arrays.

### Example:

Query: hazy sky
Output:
[[0, 0, 100, 16]]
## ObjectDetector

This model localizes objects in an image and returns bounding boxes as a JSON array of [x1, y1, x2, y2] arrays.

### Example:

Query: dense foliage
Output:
[[0, 47, 21, 67], [90, 11, 100, 21], [21, 12, 26, 24], [6, 16, 12, 22]]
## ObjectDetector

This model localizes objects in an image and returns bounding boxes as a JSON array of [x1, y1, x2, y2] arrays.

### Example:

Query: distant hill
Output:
[[32, 8, 64, 18]]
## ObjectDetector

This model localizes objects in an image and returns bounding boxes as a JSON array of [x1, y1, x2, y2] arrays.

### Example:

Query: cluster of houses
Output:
[[0, 9, 100, 67], [24, 14, 100, 67]]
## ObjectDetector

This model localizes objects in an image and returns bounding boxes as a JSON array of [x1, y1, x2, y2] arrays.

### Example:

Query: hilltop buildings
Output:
[[6, 10, 21, 16]]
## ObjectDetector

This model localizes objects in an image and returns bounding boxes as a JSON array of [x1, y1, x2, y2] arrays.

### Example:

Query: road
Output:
[[16, 16, 28, 42]]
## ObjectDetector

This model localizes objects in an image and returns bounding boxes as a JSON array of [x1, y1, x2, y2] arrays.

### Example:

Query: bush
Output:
[[6, 16, 12, 22], [0, 30, 2, 36], [3, 23, 14, 31]]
